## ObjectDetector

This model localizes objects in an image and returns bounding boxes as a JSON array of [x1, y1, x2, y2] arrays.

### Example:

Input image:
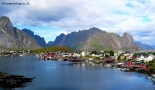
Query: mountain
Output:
[[0, 16, 41, 50], [22, 29, 46, 47], [135, 41, 155, 50], [47, 41, 53, 46], [49, 27, 139, 51], [152, 45, 155, 49]]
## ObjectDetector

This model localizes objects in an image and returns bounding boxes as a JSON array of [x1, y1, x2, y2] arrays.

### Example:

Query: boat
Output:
[[68, 57, 85, 62]]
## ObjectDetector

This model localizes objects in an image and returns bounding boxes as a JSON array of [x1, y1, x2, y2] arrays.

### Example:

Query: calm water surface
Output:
[[0, 56, 154, 90]]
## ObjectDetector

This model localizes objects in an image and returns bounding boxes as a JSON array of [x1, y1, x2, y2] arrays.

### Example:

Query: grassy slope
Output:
[[33, 46, 73, 53]]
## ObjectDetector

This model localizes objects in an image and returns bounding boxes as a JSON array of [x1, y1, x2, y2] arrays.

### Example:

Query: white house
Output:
[[114, 55, 119, 60], [117, 50, 123, 54], [73, 53, 81, 58], [62, 53, 70, 57], [124, 53, 133, 60], [10, 51, 15, 53], [92, 54, 102, 57], [81, 51, 87, 56], [136, 55, 145, 61], [136, 54, 154, 62], [144, 55, 154, 62], [101, 50, 104, 53], [149, 54, 155, 59]]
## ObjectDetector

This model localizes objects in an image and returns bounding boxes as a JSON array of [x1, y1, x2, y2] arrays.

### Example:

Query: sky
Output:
[[0, 0, 155, 45]]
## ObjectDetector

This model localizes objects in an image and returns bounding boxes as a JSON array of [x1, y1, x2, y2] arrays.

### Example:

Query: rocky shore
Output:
[[0, 72, 34, 89]]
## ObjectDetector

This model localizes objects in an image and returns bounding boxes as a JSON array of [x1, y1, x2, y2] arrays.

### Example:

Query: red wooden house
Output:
[[46, 53, 56, 59], [132, 56, 137, 61]]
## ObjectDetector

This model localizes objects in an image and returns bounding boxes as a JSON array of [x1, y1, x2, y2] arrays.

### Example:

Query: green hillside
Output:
[[33, 46, 73, 53]]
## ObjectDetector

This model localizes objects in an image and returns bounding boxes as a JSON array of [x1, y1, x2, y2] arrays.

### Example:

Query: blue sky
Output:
[[0, 0, 155, 45]]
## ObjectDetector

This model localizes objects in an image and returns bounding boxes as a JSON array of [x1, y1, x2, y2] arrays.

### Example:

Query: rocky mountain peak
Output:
[[0, 16, 41, 50], [0, 16, 13, 29], [121, 32, 138, 50], [0, 16, 15, 37], [123, 32, 132, 38], [60, 33, 66, 36], [122, 32, 134, 42], [52, 33, 66, 46], [22, 28, 46, 47], [88, 27, 106, 33], [22, 29, 34, 37], [89, 27, 100, 30], [55, 33, 66, 41], [49, 27, 139, 51]]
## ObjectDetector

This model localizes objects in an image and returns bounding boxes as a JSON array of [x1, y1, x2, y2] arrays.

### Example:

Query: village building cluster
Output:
[[1, 49, 155, 72]]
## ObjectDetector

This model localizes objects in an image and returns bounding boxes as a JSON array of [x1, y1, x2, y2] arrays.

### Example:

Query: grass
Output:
[[33, 46, 73, 53], [0, 72, 7, 78]]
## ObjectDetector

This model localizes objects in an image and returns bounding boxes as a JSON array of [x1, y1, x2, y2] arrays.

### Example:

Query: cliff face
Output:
[[121, 32, 138, 49], [0, 16, 41, 50], [22, 29, 47, 47], [49, 27, 139, 51], [51, 33, 66, 46]]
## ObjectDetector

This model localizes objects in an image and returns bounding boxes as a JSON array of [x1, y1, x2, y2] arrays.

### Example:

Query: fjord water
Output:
[[0, 56, 154, 90]]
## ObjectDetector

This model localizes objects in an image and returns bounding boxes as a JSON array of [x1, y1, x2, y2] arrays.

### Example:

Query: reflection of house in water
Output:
[[104, 58, 114, 63]]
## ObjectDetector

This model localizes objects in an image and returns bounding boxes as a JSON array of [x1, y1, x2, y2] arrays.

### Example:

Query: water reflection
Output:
[[0, 56, 154, 90]]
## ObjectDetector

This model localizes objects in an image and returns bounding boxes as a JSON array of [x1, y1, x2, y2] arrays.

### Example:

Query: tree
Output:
[[105, 54, 110, 58], [117, 54, 126, 62], [91, 51, 97, 54], [109, 50, 114, 56]]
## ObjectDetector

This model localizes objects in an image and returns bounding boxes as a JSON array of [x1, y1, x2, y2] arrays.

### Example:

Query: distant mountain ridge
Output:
[[47, 41, 53, 46], [1, 16, 149, 51], [0, 16, 41, 50], [135, 41, 155, 50], [22, 29, 47, 47], [152, 45, 155, 49], [48, 27, 139, 51]]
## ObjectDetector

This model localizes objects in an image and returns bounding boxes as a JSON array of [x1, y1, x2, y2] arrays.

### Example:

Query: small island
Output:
[[0, 71, 34, 89]]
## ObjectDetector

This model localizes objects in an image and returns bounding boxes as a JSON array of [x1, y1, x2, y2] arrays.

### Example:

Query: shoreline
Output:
[[0, 71, 34, 89]]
